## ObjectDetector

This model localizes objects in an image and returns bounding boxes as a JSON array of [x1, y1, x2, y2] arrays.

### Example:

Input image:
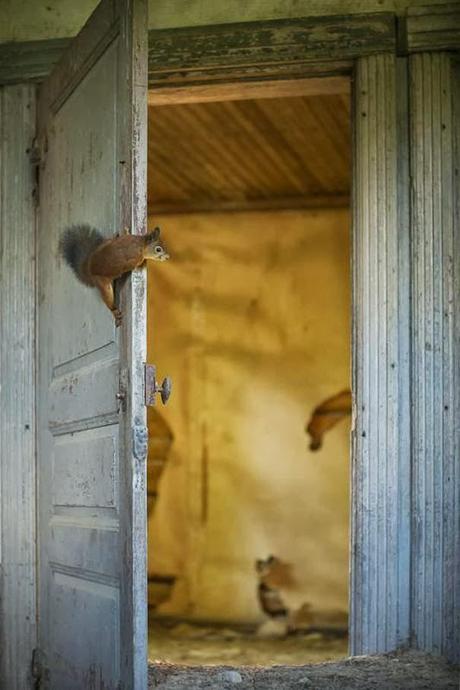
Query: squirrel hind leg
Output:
[[93, 276, 122, 326]]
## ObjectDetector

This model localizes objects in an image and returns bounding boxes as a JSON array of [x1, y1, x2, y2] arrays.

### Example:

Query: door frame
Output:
[[144, 5, 459, 663], [1, 5, 459, 688], [146, 36, 410, 658]]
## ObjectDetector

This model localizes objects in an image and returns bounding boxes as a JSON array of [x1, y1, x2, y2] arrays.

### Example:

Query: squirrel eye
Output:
[[155, 246, 162, 252]]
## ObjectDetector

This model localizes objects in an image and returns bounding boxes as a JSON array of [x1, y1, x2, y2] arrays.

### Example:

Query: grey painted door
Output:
[[36, 1, 148, 688]]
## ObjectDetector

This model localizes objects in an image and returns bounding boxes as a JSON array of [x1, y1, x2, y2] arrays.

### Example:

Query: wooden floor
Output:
[[148, 618, 347, 666]]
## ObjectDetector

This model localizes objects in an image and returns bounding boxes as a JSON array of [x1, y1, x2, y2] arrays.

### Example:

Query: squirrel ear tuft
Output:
[[152, 226, 160, 241]]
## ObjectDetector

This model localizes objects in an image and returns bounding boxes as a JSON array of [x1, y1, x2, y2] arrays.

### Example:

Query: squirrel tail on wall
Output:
[[59, 224, 104, 286]]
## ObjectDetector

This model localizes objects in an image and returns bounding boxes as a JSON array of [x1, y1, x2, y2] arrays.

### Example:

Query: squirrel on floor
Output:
[[59, 224, 169, 325]]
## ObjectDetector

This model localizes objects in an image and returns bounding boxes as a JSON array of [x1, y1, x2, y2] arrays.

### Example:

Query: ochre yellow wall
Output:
[[147, 208, 350, 624]]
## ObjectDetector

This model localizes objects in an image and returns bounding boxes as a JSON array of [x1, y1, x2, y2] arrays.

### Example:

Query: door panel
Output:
[[36, 1, 147, 687]]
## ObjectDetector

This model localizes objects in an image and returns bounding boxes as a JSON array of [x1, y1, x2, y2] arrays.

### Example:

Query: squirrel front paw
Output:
[[112, 308, 123, 327]]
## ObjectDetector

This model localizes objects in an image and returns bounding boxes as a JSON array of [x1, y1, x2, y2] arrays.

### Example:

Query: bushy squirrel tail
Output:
[[59, 224, 105, 286]]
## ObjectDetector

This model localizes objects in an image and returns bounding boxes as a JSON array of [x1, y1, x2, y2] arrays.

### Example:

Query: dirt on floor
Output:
[[148, 619, 348, 666], [148, 619, 459, 689], [148, 650, 459, 690]]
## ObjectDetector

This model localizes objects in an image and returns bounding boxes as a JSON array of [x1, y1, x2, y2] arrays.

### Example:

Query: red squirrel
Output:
[[305, 389, 351, 451], [59, 224, 169, 325]]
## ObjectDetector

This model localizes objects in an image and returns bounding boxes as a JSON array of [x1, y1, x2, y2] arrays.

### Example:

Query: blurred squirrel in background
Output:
[[59, 224, 169, 325], [306, 389, 351, 451], [255, 555, 313, 638]]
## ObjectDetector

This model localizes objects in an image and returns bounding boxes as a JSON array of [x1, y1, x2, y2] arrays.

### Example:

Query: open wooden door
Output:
[[36, 0, 147, 687]]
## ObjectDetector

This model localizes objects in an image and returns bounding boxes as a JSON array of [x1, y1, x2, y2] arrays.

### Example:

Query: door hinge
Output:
[[28, 134, 47, 207], [144, 363, 172, 406], [29, 144, 40, 207], [31, 647, 44, 689]]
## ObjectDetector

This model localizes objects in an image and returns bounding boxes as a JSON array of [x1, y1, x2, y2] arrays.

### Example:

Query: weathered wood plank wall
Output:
[[409, 52, 460, 664], [0, 4, 458, 674], [406, 4, 460, 52], [0, 84, 37, 690], [351, 54, 411, 655], [3, 3, 460, 89], [0, 13, 396, 87]]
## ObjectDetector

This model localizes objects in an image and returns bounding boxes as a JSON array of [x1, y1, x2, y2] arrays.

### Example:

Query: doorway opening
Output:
[[146, 82, 351, 666]]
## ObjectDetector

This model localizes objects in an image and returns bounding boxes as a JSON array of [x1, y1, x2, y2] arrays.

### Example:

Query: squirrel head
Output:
[[145, 227, 170, 262], [255, 555, 277, 576]]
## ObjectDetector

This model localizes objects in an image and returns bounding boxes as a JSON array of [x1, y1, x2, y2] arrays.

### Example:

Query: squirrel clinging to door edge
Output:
[[59, 224, 169, 326]]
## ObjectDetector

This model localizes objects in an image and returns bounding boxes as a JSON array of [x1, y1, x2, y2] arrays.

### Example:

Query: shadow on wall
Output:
[[147, 408, 176, 607]]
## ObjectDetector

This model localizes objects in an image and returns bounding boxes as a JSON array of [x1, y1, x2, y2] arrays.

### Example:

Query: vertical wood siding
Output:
[[118, 0, 149, 686], [0, 84, 37, 690], [409, 53, 460, 663], [351, 54, 411, 655]]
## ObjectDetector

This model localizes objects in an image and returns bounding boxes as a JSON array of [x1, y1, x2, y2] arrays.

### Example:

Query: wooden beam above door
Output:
[[148, 194, 350, 216], [3, 7, 460, 91], [148, 13, 395, 90], [148, 75, 350, 106], [406, 3, 460, 52], [0, 12, 395, 87]]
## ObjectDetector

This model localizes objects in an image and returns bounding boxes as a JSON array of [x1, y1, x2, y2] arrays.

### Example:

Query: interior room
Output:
[[145, 86, 351, 666]]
